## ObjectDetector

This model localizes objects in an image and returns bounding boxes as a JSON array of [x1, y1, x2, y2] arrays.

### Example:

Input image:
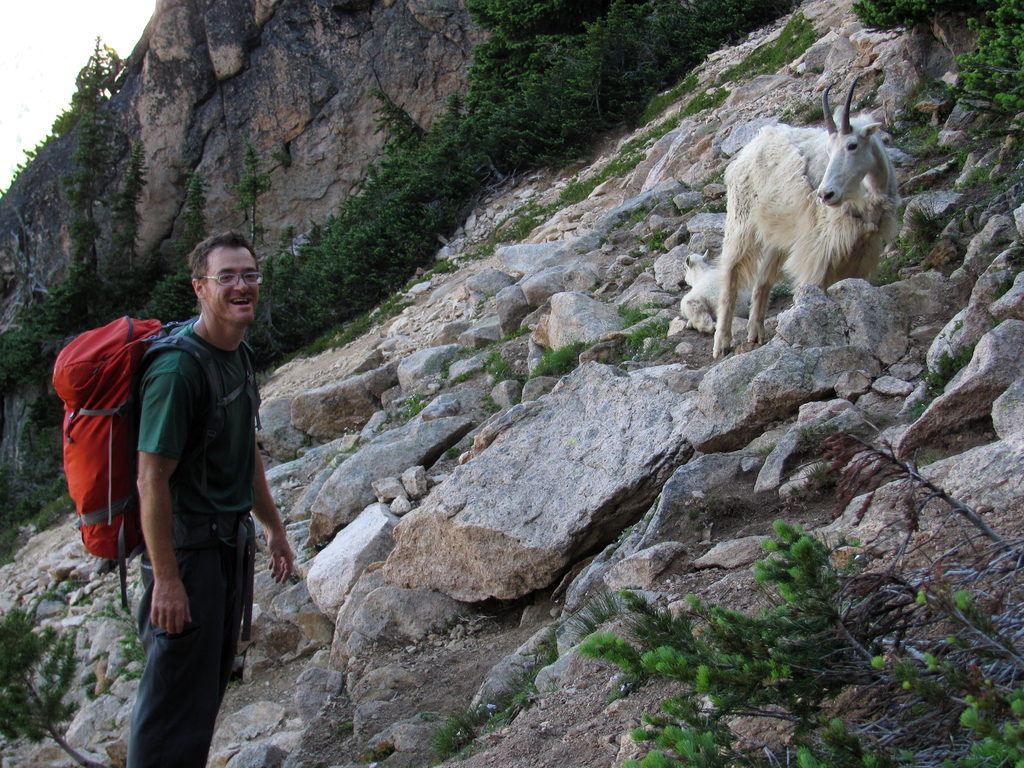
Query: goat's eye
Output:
[[847, 141, 859, 152]]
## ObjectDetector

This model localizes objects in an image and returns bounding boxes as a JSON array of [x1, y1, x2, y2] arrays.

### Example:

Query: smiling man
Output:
[[128, 231, 294, 768]]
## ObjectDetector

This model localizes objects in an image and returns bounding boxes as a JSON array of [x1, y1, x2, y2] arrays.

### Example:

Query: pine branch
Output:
[[823, 434, 1012, 551]]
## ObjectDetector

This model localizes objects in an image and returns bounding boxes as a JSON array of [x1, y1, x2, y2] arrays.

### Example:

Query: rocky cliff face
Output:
[[3, 2, 1024, 767], [0, 0, 482, 328]]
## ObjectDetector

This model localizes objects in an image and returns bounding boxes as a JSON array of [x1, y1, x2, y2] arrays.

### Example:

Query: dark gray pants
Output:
[[127, 544, 242, 768]]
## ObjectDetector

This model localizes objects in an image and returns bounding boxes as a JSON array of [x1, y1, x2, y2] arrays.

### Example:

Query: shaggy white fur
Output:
[[713, 82, 901, 358], [680, 251, 749, 335]]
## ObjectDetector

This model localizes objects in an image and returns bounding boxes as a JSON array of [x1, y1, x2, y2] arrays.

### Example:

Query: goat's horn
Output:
[[841, 75, 861, 134], [822, 84, 837, 135]]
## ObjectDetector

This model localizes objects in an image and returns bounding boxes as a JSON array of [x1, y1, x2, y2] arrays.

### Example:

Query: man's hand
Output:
[[150, 575, 192, 634], [266, 530, 295, 584]]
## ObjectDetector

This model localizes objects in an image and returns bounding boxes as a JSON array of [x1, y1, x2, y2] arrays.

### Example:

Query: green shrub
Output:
[[854, 0, 1024, 116], [923, 343, 976, 400], [582, 435, 1024, 768], [562, 591, 629, 648], [0, 609, 100, 767], [618, 304, 655, 327], [853, 0, 980, 28], [396, 393, 428, 423], [960, 1, 1024, 114], [430, 707, 491, 761]]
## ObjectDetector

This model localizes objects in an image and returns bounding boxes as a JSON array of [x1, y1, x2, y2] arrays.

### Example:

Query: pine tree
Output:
[[63, 38, 122, 280], [0, 608, 104, 768], [109, 141, 147, 273], [176, 170, 208, 255], [232, 140, 271, 244]]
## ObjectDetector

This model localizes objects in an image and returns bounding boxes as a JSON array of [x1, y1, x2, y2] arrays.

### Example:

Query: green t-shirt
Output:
[[137, 324, 256, 518]]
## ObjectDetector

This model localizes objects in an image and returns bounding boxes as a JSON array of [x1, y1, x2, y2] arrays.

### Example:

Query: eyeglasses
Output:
[[198, 272, 264, 286]]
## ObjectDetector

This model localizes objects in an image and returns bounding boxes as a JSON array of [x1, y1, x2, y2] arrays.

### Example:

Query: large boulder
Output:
[[929, 247, 1022, 371], [466, 268, 516, 300], [396, 344, 463, 392], [264, 436, 350, 518], [684, 345, 880, 453], [653, 246, 690, 290], [519, 262, 601, 307], [457, 314, 503, 348], [268, 581, 335, 653], [290, 362, 399, 440], [776, 275, 955, 367], [993, 376, 1024, 447], [544, 292, 623, 349], [923, 440, 1024, 511], [306, 503, 400, 618], [382, 363, 695, 602], [496, 234, 603, 278], [495, 284, 532, 335], [333, 582, 472, 660], [596, 180, 685, 230], [307, 414, 474, 545], [257, 396, 308, 463], [899, 320, 1024, 456]]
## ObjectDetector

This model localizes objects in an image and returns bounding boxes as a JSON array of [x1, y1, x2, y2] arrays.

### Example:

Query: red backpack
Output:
[[52, 316, 258, 604]]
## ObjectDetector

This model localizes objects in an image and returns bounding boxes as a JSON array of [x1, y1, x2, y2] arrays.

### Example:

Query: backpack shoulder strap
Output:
[[140, 333, 261, 493], [142, 334, 226, 496], [238, 340, 262, 431]]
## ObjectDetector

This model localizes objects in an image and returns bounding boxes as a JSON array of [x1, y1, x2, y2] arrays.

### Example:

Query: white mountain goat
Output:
[[712, 79, 901, 358], [680, 251, 749, 334]]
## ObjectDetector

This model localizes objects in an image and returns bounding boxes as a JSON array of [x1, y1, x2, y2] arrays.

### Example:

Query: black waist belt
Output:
[[173, 509, 255, 642]]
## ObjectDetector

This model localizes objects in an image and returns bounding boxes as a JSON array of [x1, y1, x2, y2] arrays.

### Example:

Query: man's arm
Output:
[[252, 447, 295, 584], [136, 451, 191, 634]]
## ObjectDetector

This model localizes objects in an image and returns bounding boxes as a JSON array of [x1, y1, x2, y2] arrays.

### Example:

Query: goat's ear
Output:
[[861, 121, 883, 137]]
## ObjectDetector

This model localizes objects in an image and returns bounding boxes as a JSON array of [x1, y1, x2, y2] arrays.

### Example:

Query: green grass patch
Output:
[[897, 123, 942, 160], [484, 351, 517, 382], [622, 316, 672, 360], [430, 631, 558, 763], [640, 74, 700, 124], [531, 342, 586, 378], [780, 97, 824, 125], [682, 87, 730, 117], [646, 229, 669, 252], [395, 393, 427, 423], [287, 293, 412, 362], [923, 344, 976, 401], [618, 304, 655, 327], [718, 13, 818, 84], [493, 199, 553, 244], [559, 149, 647, 208]]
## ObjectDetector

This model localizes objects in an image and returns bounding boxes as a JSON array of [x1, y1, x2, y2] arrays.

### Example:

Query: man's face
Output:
[[192, 246, 260, 328]]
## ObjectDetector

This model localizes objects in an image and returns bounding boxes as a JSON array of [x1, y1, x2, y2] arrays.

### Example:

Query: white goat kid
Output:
[[680, 251, 749, 334], [712, 79, 900, 358]]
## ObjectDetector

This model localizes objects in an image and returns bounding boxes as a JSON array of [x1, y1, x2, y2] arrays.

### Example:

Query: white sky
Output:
[[0, 0, 156, 191]]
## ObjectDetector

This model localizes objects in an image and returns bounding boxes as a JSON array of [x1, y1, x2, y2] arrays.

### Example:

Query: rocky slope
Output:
[[3, 1, 1024, 767]]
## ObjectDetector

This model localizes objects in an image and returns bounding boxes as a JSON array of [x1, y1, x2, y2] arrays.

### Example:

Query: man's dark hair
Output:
[[187, 231, 257, 278]]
